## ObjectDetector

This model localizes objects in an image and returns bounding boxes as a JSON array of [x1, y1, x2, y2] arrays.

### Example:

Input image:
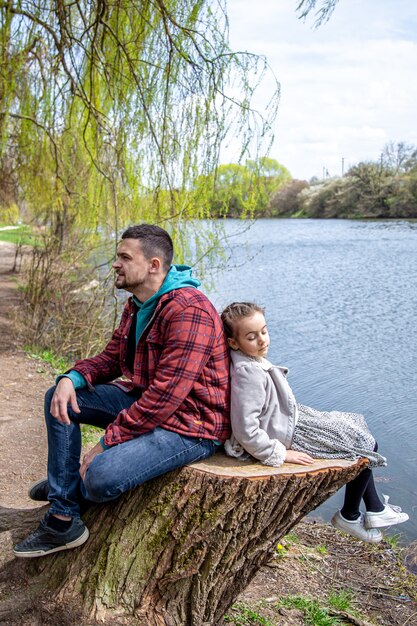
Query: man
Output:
[[14, 224, 230, 558]]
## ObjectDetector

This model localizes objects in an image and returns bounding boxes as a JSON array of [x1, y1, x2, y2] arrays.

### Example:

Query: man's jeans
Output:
[[44, 384, 216, 518]]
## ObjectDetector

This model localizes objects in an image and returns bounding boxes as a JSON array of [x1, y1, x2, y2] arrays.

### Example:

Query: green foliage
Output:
[[0, 223, 37, 246], [25, 346, 72, 375], [270, 142, 417, 219], [327, 589, 354, 612], [383, 532, 403, 550], [199, 158, 291, 218], [81, 425, 102, 447], [278, 596, 340, 626], [224, 602, 274, 626], [0, 204, 19, 223], [275, 531, 300, 557], [1, 0, 278, 231], [1, 0, 279, 355], [282, 532, 299, 545]]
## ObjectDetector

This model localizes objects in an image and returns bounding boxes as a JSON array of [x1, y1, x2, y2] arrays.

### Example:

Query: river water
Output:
[[204, 219, 417, 543]]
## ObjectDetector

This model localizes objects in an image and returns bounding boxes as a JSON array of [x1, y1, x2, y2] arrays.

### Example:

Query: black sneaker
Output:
[[13, 513, 89, 558], [28, 478, 49, 501]]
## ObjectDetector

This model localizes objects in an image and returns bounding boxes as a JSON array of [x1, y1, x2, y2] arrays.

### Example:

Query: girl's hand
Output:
[[285, 449, 315, 465]]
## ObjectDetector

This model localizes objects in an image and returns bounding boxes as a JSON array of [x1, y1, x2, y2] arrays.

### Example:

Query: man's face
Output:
[[112, 238, 151, 293]]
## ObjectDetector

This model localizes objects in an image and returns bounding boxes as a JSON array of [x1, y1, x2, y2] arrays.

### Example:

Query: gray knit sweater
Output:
[[224, 350, 298, 467]]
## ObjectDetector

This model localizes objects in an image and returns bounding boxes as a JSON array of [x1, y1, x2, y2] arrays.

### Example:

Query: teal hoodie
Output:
[[132, 264, 200, 343], [60, 265, 200, 390]]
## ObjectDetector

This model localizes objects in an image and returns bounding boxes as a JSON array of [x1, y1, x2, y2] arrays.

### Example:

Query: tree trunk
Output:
[[0, 453, 367, 625]]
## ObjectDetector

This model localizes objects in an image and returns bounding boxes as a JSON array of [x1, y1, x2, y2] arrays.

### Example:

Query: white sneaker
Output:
[[331, 510, 383, 543], [365, 495, 409, 529]]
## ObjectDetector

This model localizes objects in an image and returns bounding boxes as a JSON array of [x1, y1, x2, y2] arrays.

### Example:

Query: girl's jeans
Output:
[[44, 384, 216, 518]]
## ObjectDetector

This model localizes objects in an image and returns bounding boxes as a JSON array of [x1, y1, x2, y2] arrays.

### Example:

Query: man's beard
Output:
[[115, 274, 143, 292]]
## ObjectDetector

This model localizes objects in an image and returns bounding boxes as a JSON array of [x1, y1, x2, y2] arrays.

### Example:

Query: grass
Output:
[[383, 532, 403, 550], [327, 589, 354, 612], [223, 569, 358, 626], [25, 345, 72, 374], [275, 531, 300, 557], [224, 603, 275, 626], [0, 222, 38, 246], [81, 424, 102, 446], [277, 596, 341, 626]]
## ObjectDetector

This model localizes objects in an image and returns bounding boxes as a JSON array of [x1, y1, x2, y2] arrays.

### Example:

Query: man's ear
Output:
[[149, 257, 162, 273], [227, 337, 238, 350]]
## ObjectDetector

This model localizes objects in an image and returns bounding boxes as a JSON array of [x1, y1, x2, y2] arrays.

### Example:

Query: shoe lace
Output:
[[20, 519, 50, 547], [382, 494, 404, 514]]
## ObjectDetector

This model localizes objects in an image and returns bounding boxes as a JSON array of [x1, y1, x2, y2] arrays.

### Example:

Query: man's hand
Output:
[[80, 442, 104, 481], [50, 377, 81, 426], [285, 449, 315, 465]]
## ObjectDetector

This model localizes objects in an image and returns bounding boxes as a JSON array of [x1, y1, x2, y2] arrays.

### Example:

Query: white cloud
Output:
[[226, 0, 417, 179]]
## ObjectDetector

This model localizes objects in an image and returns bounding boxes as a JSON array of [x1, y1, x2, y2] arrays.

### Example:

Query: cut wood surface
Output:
[[1, 451, 367, 626], [192, 453, 360, 477]]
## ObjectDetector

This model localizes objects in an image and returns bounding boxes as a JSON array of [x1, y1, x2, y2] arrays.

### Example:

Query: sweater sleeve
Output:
[[263, 440, 287, 467], [230, 364, 282, 463], [56, 370, 87, 389]]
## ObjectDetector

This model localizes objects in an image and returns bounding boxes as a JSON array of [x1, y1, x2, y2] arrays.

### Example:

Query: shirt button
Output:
[[124, 335, 128, 339]]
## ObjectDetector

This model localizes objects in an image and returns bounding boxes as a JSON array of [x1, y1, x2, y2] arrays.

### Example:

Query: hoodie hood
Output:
[[133, 264, 200, 342]]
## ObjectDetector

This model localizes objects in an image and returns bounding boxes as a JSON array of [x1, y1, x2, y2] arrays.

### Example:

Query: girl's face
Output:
[[228, 311, 270, 358]]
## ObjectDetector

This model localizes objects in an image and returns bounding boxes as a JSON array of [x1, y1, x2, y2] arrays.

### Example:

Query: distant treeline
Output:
[[209, 143, 417, 219]]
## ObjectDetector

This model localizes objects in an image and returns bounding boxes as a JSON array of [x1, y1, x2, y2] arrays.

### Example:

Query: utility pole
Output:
[[341, 157, 345, 176]]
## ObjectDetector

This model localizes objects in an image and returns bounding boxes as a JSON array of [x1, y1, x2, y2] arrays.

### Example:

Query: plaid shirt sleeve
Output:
[[103, 305, 218, 445], [71, 305, 129, 385]]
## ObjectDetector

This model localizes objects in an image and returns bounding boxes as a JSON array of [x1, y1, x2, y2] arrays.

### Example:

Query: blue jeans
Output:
[[44, 384, 216, 518]]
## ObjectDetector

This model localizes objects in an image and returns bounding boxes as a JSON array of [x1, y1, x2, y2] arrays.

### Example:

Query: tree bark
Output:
[[0, 453, 367, 625]]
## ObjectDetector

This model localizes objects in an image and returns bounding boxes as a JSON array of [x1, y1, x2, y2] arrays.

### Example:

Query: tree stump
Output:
[[0, 452, 367, 625]]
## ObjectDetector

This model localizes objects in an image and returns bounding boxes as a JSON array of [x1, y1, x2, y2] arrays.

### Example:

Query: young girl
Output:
[[221, 302, 409, 543]]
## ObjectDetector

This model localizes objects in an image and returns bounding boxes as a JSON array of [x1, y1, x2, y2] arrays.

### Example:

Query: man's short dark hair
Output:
[[121, 224, 174, 272]]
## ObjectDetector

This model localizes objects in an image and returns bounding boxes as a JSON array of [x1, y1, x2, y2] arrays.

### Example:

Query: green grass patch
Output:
[[282, 532, 299, 546], [0, 223, 38, 246], [327, 589, 354, 612], [81, 424, 102, 446], [383, 532, 403, 550], [224, 602, 274, 626], [25, 345, 72, 374], [275, 531, 300, 556], [277, 596, 340, 626]]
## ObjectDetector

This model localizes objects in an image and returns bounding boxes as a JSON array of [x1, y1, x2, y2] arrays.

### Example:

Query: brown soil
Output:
[[0, 242, 48, 510], [0, 241, 416, 626]]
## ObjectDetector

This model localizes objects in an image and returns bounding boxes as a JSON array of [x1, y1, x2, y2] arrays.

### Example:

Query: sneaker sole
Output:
[[331, 518, 383, 543], [13, 527, 89, 558], [337, 528, 383, 543], [28, 478, 49, 501]]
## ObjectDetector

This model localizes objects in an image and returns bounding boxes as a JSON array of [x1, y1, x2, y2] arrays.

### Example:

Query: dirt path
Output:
[[0, 242, 50, 510]]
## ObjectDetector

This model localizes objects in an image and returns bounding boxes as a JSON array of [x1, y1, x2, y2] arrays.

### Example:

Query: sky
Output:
[[226, 0, 417, 180]]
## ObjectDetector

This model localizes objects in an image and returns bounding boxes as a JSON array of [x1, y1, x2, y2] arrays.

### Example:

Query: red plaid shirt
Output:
[[73, 288, 231, 446]]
